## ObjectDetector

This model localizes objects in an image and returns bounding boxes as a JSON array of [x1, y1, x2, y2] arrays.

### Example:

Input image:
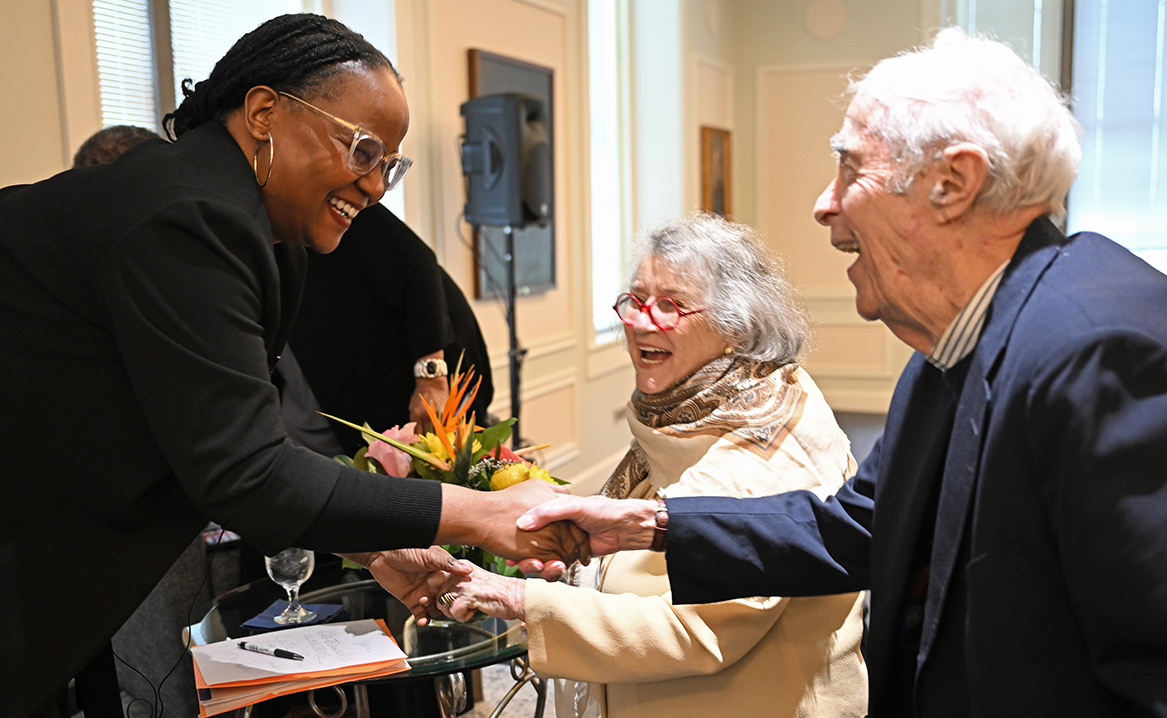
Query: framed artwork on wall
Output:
[[700, 126, 732, 217], [467, 48, 556, 300]]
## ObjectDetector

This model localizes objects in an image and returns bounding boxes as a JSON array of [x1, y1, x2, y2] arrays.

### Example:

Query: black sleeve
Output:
[[94, 199, 443, 553]]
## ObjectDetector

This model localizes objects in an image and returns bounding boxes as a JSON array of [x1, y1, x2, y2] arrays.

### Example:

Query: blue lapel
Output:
[[916, 217, 1067, 662]]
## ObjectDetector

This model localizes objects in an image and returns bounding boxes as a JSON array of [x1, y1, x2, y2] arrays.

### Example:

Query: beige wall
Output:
[[395, 0, 632, 493], [683, 0, 942, 412], [2, 1, 68, 186]]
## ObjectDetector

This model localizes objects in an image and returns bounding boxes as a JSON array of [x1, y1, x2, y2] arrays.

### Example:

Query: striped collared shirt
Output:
[[927, 260, 1010, 371]]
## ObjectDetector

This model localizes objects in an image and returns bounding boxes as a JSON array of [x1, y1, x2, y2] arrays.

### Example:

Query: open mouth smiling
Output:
[[637, 344, 672, 364], [329, 195, 360, 219]]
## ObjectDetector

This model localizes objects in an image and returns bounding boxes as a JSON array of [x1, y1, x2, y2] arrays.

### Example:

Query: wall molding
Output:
[[816, 383, 898, 414], [801, 289, 912, 399], [563, 443, 628, 495], [490, 366, 577, 412], [755, 60, 863, 76], [693, 53, 734, 127], [510, 0, 568, 17], [586, 340, 631, 380], [489, 330, 578, 372], [542, 441, 582, 471]]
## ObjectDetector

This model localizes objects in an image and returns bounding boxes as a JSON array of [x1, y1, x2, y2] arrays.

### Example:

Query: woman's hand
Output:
[[338, 547, 472, 626], [436, 564, 527, 622]]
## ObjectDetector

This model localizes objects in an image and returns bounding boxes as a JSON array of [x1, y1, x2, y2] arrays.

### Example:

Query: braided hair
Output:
[[164, 13, 397, 139]]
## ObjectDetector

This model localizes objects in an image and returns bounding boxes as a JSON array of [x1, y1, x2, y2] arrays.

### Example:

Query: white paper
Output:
[[192, 619, 407, 686]]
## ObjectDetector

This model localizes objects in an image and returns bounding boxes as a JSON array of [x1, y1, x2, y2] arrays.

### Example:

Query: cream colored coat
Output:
[[525, 369, 868, 718]]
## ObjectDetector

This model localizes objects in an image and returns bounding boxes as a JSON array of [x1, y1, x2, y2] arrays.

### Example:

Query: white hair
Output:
[[628, 214, 809, 365], [846, 27, 1082, 217]]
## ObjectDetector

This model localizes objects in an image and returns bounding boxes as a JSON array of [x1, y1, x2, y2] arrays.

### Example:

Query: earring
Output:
[[253, 135, 275, 187], [723, 346, 733, 355]]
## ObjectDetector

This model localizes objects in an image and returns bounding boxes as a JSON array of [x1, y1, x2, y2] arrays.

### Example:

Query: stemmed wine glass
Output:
[[264, 547, 317, 625]]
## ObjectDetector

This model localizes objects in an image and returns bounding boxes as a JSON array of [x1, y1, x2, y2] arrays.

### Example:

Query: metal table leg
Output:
[[487, 656, 546, 718], [307, 686, 349, 718], [436, 671, 468, 717]]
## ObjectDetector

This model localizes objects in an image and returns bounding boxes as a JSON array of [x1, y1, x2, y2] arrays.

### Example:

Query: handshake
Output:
[[341, 480, 662, 625]]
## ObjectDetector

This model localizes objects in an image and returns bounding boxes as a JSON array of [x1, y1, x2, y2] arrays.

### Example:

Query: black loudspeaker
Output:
[[460, 93, 552, 228]]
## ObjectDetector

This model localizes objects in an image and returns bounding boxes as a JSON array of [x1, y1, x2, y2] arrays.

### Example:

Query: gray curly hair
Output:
[[846, 27, 1081, 217], [628, 214, 809, 365]]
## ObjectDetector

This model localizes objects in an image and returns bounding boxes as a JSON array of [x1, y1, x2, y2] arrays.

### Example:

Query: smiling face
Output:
[[261, 65, 409, 253], [812, 99, 954, 346], [623, 256, 728, 395]]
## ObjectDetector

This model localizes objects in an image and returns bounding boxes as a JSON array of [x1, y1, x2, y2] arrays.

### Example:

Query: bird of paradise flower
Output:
[[321, 361, 561, 575]]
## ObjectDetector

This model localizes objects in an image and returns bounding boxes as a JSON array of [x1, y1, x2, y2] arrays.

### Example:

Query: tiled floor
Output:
[[464, 663, 555, 718]]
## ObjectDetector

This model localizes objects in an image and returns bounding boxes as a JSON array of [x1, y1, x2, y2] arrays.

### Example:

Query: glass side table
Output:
[[187, 570, 546, 718]]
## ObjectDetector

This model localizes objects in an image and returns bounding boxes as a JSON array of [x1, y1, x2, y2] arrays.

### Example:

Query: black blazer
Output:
[[0, 123, 441, 716], [664, 218, 1167, 716]]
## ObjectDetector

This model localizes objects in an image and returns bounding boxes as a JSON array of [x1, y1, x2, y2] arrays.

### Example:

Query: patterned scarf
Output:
[[559, 354, 806, 718], [600, 353, 804, 500]]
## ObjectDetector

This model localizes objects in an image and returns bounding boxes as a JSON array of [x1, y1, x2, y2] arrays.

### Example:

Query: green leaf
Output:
[[453, 429, 475, 483], [471, 418, 516, 463], [352, 446, 377, 473], [320, 412, 450, 470], [484, 551, 523, 578], [413, 461, 446, 483]]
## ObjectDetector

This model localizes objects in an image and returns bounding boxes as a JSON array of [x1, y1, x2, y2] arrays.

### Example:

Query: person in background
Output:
[[280, 202, 494, 455], [438, 215, 867, 718], [0, 15, 580, 718], [72, 125, 164, 168], [516, 28, 1167, 717]]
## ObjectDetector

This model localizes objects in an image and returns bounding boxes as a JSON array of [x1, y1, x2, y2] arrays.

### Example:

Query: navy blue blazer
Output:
[[665, 217, 1167, 717]]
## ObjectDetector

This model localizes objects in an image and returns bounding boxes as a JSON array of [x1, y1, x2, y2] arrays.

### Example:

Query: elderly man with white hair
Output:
[[512, 28, 1167, 717]]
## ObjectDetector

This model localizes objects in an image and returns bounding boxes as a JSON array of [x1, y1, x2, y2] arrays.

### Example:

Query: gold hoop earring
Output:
[[253, 135, 274, 187]]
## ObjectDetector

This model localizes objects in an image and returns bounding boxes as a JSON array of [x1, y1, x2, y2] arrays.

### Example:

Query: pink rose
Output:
[[366, 422, 419, 477]]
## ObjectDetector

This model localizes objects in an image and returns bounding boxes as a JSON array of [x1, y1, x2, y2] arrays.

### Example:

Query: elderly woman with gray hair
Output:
[[437, 214, 867, 718]]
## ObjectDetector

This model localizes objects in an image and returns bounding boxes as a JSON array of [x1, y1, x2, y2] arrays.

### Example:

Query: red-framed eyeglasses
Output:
[[613, 293, 705, 331]]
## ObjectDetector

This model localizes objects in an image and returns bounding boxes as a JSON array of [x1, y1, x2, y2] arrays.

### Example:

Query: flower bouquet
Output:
[[321, 362, 563, 576]]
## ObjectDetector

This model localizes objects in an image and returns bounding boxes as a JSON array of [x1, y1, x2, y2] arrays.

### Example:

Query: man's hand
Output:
[[338, 548, 472, 626], [509, 495, 658, 574], [410, 379, 449, 431], [438, 480, 590, 581]]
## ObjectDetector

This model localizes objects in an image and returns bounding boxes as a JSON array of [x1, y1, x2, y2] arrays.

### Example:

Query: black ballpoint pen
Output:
[[238, 641, 304, 661]]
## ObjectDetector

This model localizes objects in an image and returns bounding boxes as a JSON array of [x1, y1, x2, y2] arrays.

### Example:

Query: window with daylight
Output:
[[588, 0, 633, 342], [1067, 0, 1167, 274], [947, 0, 1167, 275], [92, 0, 304, 134], [93, 0, 157, 129]]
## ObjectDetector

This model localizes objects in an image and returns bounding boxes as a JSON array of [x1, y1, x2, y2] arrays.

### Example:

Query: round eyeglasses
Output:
[[279, 92, 413, 191], [612, 293, 705, 331]]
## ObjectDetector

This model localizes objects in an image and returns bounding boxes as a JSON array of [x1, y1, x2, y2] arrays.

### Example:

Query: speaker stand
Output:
[[502, 226, 526, 449]]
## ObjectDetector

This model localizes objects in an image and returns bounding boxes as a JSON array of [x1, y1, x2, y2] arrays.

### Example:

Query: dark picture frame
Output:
[[468, 49, 556, 300], [700, 126, 732, 218]]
